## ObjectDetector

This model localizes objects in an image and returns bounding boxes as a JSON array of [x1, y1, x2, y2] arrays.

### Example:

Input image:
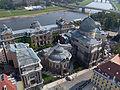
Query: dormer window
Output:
[[116, 72, 119, 75], [108, 68, 110, 70], [98, 69, 101, 71]]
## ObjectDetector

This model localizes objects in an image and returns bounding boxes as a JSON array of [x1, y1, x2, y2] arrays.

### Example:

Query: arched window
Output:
[[56, 65, 59, 69]]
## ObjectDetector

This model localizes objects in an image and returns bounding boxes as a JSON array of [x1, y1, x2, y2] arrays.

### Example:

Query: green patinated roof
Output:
[[79, 17, 96, 32]]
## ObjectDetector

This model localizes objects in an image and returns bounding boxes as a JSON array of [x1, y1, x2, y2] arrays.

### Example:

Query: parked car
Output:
[[66, 76, 73, 81]]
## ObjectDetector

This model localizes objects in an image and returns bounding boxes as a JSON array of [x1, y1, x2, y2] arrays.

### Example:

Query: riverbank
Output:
[[72, 0, 93, 6], [0, 7, 68, 20]]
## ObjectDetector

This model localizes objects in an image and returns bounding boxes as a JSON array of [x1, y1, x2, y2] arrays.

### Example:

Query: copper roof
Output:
[[0, 74, 17, 90], [95, 54, 120, 82]]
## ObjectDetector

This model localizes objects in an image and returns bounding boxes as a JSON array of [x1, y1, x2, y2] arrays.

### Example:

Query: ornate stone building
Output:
[[5, 43, 43, 90], [38, 43, 72, 76], [0, 18, 74, 47], [71, 17, 107, 68], [91, 54, 120, 90], [0, 26, 13, 45]]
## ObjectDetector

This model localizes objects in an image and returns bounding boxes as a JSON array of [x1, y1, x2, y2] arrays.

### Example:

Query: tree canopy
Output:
[[91, 12, 120, 31], [111, 43, 120, 54]]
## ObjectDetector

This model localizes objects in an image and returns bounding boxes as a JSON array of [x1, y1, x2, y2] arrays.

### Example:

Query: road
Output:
[[47, 70, 93, 90]]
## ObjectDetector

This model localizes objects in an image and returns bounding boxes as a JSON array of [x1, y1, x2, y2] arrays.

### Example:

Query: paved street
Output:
[[42, 68, 93, 90], [82, 83, 95, 90], [49, 70, 92, 90]]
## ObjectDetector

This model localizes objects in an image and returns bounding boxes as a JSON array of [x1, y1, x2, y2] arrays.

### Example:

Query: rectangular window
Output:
[[31, 79, 35, 84], [98, 79, 100, 82], [102, 82, 104, 84]]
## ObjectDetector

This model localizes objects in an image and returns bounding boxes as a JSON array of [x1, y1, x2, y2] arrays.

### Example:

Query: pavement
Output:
[[82, 83, 95, 90], [51, 70, 93, 90], [42, 66, 96, 90], [17, 81, 24, 90]]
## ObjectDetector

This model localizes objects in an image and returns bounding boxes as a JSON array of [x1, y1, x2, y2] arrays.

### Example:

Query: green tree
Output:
[[46, 1, 52, 6], [111, 43, 120, 54], [91, 12, 120, 31], [0, 0, 27, 10]]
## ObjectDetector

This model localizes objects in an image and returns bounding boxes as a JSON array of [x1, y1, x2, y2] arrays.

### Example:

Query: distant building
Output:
[[0, 18, 74, 47], [5, 43, 43, 89], [91, 54, 120, 90], [0, 74, 17, 90], [0, 26, 13, 45], [71, 17, 107, 67], [24, 6, 44, 11], [38, 42, 72, 75]]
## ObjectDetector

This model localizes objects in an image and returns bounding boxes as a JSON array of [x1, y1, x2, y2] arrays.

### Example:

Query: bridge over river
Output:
[[54, 2, 120, 14]]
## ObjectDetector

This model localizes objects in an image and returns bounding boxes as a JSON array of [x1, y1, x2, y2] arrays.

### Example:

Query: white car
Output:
[[66, 76, 73, 81]]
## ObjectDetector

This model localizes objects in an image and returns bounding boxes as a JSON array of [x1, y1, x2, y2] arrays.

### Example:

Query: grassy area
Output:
[[73, 0, 93, 6], [42, 74, 57, 84], [36, 44, 53, 51], [0, 7, 67, 18], [13, 37, 53, 50], [112, 2, 120, 11], [72, 61, 83, 72]]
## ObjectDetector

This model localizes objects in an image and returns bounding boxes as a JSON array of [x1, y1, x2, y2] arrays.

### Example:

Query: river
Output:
[[0, 11, 88, 30], [0, 0, 114, 30]]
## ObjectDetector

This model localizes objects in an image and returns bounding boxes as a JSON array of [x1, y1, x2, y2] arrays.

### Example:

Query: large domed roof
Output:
[[79, 17, 96, 32], [48, 46, 72, 62]]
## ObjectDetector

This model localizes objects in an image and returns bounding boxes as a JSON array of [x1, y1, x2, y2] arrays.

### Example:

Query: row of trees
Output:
[[0, 0, 87, 10], [0, 0, 47, 10], [51, 0, 84, 3], [13, 36, 54, 50], [0, 0, 27, 10], [111, 43, 120, 54], [13, 36, 36, 49], [91, 12, 120, 31]]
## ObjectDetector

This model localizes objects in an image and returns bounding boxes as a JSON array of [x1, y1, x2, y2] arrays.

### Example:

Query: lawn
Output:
[[72, 61, 83, 72], [73, 0, 94, 6], [112, 2, 120, 11], [0, 7, 67, 18], [42, 74, 57, 84]]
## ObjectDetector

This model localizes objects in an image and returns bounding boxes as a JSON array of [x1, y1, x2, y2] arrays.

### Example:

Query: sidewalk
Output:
[[42, 66, 96, 90]]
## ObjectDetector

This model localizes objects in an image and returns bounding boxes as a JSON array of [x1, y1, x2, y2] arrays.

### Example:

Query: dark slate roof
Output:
[[79, 17, 96, 32], [71, 30, 102, 47], [48, 46, 71, 62]]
